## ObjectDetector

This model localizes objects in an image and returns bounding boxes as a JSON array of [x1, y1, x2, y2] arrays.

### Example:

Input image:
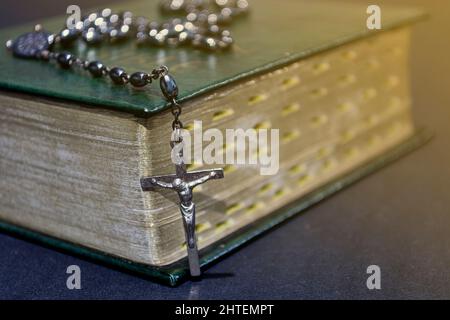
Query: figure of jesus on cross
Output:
[[140, 132, 224, 277]]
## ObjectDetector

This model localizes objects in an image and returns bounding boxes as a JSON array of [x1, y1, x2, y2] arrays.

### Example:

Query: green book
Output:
[[0, 0, 429, 286]]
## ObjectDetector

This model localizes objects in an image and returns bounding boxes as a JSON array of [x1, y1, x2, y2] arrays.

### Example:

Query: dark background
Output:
[[0, 0, 449, 299]]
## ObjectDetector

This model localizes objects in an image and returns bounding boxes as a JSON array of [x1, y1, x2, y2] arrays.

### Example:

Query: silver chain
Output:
[[6, 0, 250, 132]]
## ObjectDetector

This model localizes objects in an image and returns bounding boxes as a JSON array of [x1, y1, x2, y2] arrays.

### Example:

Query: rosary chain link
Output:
[[171, 99, 183, 130]]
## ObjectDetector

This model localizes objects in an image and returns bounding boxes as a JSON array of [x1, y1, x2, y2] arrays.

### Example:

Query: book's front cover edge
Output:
[[0, 128, 433, 287]]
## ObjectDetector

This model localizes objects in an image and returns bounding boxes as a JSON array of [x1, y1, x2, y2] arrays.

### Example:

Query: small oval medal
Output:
[[12, 31, 52, 59]]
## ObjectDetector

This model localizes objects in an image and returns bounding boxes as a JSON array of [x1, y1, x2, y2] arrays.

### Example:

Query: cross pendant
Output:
[[140, 143, 224, 277]]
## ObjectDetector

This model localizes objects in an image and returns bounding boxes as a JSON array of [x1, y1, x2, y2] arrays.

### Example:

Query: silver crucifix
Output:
[[140, 132, 224, 277]]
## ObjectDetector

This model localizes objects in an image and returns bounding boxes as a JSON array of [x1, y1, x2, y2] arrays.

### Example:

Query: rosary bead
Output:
[[160, 74, 178, 100], [221, 35, 233, 46], [152, 33, 167, 46], [218, 39, 231, 50], [121, 11, 133, 25], [136, 31, 149, 45], [94, 17, 106, 28], [178, 31, 190, 44], [130, 71, 149, 87], [218, 9, 233, 25], [109, 67, 128, 84], [121, 11, 133, 19], [186, 12, 198, 22], [82, 28, 103, 44], [208, 24, 220, 35], [171, 18, 183, 26], [135, 16, 149, 26], [57, 52, 74, 68], [87, 61, 106, 77], [203, 37, 218, 50], [87, 13, 99, 23], [221, 29, 231, 37], [101, 8, 112, 18], [237, 0, 250, 12], [197, 12, 209, 24], [207, 14, 218, 25], [59, 28, 78, 46], [149, 28, 159, 37], [109, 25, 130, 42], [109, 14, 120, 24]]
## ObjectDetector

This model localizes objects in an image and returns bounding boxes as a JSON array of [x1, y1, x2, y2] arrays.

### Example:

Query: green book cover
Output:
[[0, 0, 424, 114], [0, 0, 429, 286]]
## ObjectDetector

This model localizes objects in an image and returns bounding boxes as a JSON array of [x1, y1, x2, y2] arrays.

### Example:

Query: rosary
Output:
[[5, 0, 250, 277]]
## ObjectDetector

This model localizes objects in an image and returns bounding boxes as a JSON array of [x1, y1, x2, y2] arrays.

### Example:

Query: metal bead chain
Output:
[[6, 1, 250, 130], [35, 48, 170, 89], [18, 0, 250, 89], [54, 0, 249, 51]]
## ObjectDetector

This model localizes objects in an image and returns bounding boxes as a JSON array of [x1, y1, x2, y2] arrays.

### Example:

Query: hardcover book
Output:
[[0, 0, 428, 285]]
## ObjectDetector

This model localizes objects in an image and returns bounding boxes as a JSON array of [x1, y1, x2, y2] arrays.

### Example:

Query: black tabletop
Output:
[[0, 0, 449, 299]]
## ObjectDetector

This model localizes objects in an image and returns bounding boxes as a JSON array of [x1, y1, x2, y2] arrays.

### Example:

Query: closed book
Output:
[[0, 0, 429, 285]]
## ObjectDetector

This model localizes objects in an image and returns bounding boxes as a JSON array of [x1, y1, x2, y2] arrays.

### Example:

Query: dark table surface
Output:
[[0, 0, 449, 299]]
